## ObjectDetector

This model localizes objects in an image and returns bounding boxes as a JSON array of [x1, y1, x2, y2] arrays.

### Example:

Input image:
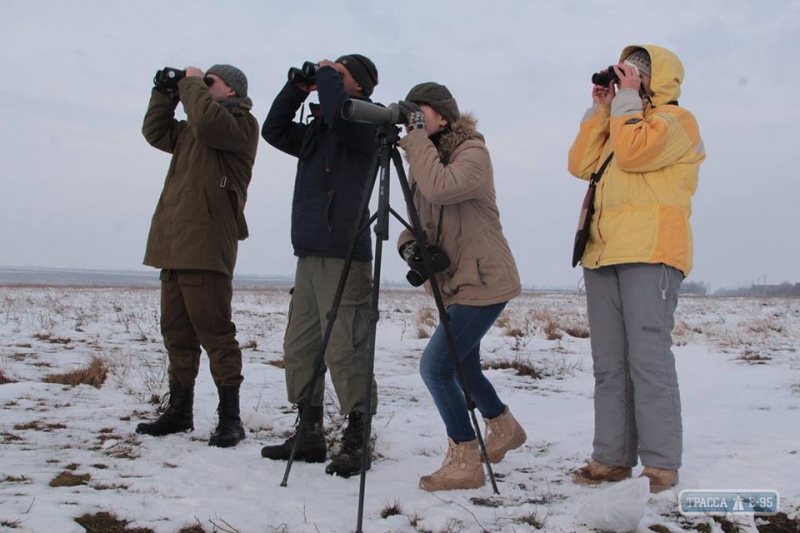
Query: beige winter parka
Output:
[[142, 76, 259, 278], [398, 114, 521, 307]]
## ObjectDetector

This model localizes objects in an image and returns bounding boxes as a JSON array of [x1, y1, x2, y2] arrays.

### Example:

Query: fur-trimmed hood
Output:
[[437, 113, 483, 161]]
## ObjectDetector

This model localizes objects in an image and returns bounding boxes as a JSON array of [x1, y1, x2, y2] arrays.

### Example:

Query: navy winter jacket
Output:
[[262, 66, 375, 261]]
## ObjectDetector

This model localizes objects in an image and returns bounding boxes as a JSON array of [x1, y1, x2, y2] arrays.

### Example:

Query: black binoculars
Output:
[[591, 65, 620, 86], [287, 61, 318, 85], [153, 67, 213, 90]]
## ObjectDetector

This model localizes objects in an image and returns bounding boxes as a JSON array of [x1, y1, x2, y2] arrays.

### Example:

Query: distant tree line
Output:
[[679, 280, 710, 296], [712, 282, 800, 298], [678, 280, 800, 298]]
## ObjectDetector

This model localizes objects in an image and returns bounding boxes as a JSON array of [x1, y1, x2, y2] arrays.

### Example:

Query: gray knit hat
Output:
[[335, 54, 379, 97], [207, 64, 248, 97], [623, 48, 651, 77], [405, 82, 460, 124]]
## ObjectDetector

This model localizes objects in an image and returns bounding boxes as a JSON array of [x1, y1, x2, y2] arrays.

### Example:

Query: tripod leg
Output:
[[389, 147, 500, 494], [354, 135, 394, 533], [279, 149, 381, 487]]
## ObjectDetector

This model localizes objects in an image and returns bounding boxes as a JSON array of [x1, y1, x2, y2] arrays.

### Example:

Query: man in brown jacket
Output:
[[135, 64, 259, 448]]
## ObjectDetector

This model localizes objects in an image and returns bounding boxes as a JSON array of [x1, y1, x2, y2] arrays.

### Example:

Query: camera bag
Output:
[[572, 153, 613, 267]]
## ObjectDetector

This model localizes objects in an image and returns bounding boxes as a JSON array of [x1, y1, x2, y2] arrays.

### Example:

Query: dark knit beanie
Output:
[[207, 64, 248, 97], [405, 82, 460, 124], [623, 49, 651, 77], [335, 54, 379, 97]]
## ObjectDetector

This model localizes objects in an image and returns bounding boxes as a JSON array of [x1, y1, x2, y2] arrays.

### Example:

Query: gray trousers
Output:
[[283, 256, 377, 415], [584, 263, 683, 470]]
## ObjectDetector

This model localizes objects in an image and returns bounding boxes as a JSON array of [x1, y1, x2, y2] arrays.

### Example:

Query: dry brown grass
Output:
[[1, 475, 29, 483], [74, 511, 155, 533], [93, 483, 130, 491], [416, 307, 438, 339], [542, 321, 563, 341], [177, 526, 208, 533], [563, 324, 590, 338], [49, 471, 90, 487], [495, 311, 512, 329], [483, 358, 544, 379], [2, 432, 22, 443], [379, 500, 404, 519], [0, 370, 16, 385], [530, 307, 555, 323], [736, 350, 772, 364], [747, 318, 784, 334], [42, 356, 107, 388], [13, 420, 66, 432], [240, 339, 258, 350], [33, 333, 72, 344]]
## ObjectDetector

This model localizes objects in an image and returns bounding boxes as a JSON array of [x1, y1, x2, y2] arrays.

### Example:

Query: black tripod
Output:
[[279, 103, 499, 533]]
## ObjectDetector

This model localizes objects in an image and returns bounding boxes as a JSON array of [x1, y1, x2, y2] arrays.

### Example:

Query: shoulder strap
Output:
[[591, 153, 614, 185]]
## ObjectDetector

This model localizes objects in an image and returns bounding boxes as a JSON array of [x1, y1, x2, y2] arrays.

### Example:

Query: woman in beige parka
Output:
[[395, 82, 527, 492]]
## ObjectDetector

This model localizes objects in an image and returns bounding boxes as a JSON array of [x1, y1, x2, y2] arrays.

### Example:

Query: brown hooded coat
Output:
[[398, 114, 521, 307], [142, 76, 259, 278]]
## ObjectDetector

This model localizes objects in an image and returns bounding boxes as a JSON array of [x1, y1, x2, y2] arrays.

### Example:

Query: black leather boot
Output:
[[136, 382, 194, 436], [325, 411, 372, 478], [261, 404, 326, 463], [208, 385, 246, 448]]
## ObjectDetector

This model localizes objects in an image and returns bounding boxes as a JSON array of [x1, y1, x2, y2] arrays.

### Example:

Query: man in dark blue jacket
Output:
[[260, 54, 378, 478]]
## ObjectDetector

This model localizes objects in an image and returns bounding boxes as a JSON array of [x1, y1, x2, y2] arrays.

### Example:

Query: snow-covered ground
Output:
[[0, 286, 798, 533]]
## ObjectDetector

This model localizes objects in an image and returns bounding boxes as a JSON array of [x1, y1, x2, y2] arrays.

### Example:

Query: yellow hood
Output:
[[620, 44, 683, 106]]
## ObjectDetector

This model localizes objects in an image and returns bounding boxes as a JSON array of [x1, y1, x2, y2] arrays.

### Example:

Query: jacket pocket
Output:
[[177, 271, 205, 286], [448, 254, 484, 293], [221, 176, 249, 241]]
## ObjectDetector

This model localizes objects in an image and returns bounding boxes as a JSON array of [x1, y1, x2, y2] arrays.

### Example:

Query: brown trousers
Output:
[[160, 269, 243, 387]]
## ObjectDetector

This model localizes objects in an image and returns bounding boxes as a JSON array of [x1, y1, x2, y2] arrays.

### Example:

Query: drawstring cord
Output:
[[659, 264, 668, 300]]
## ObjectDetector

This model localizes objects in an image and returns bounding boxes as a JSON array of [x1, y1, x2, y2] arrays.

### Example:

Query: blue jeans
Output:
[[420, 302, 507, 442]]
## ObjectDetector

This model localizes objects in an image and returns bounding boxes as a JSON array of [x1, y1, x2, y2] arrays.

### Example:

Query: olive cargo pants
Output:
[[283, 257, 377, 415]]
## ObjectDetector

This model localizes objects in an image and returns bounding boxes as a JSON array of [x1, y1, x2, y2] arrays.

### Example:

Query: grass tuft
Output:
[[49, 471, 90, 487], [483, 358, 544, 379], [380, 500, 403, 519], [517, 510, 547, 529], [43, 356, 107, 388], [563, 325, 590, 338], [74, 511, 156, 533]]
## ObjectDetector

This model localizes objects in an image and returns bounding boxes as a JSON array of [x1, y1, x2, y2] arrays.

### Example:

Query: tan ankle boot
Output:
[[483, 406, 527, 463], [640, 467, 679, 493], [419, 439, 484, 492], [573, 461, 632, 485]]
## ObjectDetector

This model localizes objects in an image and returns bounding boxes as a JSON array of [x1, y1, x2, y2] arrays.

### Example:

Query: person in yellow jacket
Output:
[[568, 45, 705, 493]]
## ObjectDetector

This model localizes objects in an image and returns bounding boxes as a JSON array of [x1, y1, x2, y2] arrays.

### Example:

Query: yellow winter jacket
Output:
[[568, 44, 705, 276]]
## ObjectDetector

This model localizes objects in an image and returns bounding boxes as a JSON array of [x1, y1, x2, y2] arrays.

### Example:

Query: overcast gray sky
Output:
[[1, 0, 797, 290]]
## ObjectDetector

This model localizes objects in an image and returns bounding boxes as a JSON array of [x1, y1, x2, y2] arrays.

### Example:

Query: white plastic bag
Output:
[[578, 477, 650, 532]]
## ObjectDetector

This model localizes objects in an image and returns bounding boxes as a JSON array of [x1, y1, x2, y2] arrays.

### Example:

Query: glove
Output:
[[398, 100, 426, 131]]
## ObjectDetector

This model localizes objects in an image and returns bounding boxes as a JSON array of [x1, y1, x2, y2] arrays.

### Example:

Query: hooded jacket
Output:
[[261, 67, 375, 261], [398, 114, 521, 307], [568, 44, 705, 276], [142, 76, 259, 278]]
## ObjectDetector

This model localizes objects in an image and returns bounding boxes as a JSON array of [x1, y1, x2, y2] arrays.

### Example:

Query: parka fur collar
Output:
[[437, 113, 483, 162]]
